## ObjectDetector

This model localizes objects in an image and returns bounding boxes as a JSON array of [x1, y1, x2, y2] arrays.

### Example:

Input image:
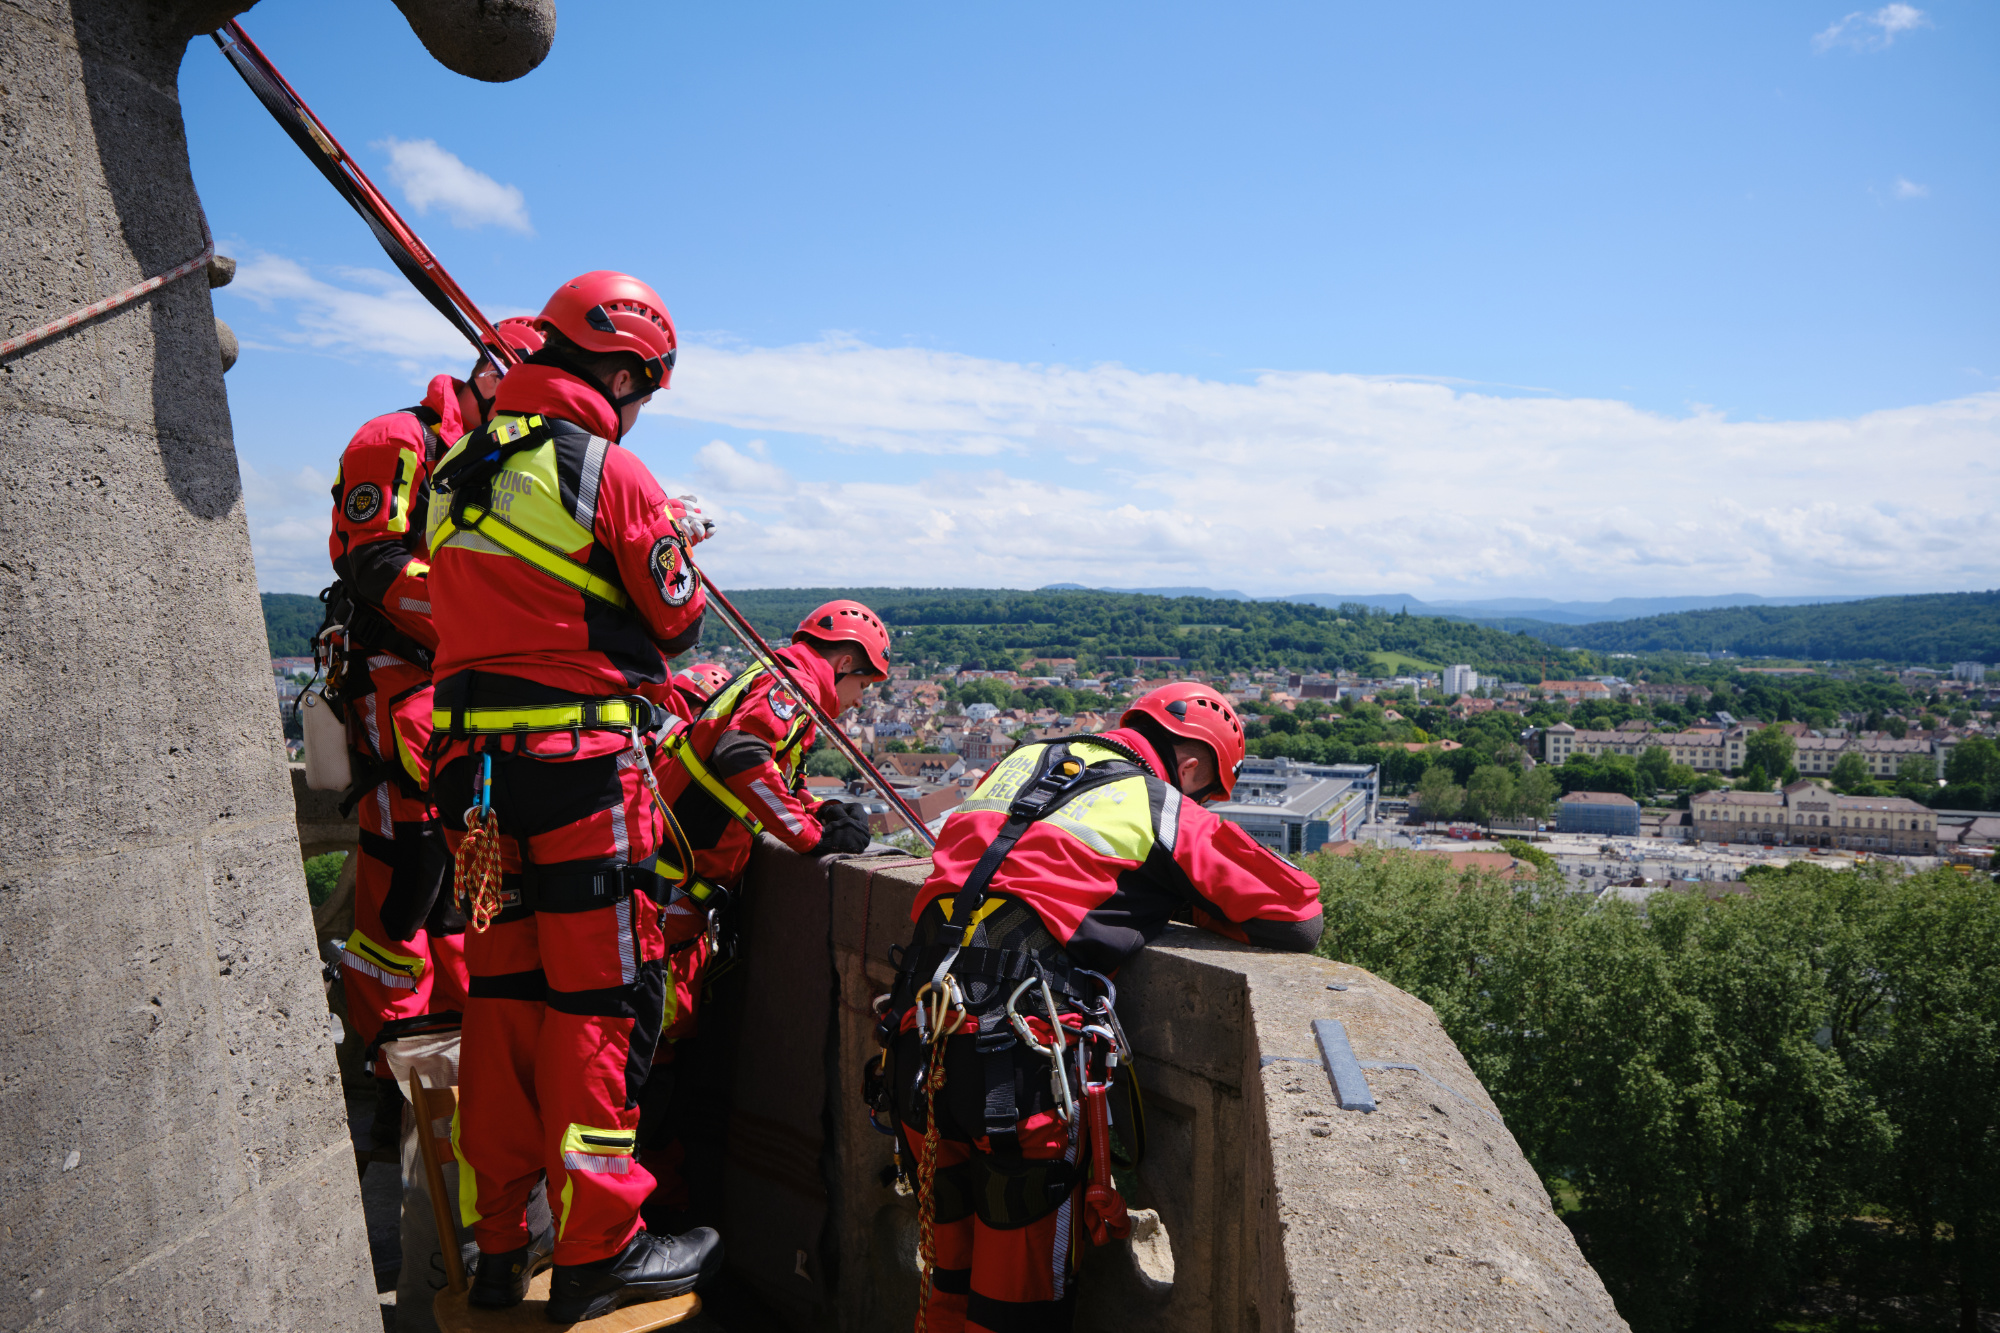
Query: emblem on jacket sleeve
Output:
[[343, 481, 383, 523], [651, 535, 697, 606], [768, 686, 799, 721]]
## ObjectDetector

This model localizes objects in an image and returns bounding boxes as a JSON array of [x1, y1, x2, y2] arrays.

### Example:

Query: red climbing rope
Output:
[[0, 222, 214, 360]]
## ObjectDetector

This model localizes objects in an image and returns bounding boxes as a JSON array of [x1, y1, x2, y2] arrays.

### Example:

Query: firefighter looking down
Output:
[[874, 681, 1325, 1333], [632, 603, 885, 1215], [323, 315, 543, 1152], [423, 271, 723, 1322]]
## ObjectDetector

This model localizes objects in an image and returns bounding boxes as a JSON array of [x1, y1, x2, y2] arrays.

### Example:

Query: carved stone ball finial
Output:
[[391, 0, 557, 83]]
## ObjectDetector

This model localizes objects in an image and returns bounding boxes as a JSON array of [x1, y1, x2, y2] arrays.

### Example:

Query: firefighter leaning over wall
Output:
[[422, 271, 724, 1322], [323, 315, 545, 1151], [872, 681, 1326, 1333], [634, 606, 884, 1214]]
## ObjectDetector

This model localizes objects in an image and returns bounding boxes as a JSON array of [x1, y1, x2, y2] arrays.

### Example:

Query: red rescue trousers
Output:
[[339, 654, 468, 1076], [436, 737, 668, 1267], [899, 1110, 1082, 1333]]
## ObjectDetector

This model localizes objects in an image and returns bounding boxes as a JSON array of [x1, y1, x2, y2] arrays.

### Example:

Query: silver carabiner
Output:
[[1005, 976, 1077, 1123], [1074, 967, 1132, 1062]]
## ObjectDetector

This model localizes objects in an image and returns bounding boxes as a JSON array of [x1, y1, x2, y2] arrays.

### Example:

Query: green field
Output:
[[1369, 650, 1442, 674]]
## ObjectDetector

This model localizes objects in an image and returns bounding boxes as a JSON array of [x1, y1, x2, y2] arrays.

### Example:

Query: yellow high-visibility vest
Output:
[[428, 413, 630, 610]]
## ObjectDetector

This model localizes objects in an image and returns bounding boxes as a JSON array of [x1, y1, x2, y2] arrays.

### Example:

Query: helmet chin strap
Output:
[[544, 352, 659, 442], [467, 376, 497, 427]]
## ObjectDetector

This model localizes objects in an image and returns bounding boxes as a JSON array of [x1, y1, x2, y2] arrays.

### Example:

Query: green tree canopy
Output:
[[1742, 724, 1797, 780], [1829, 750, 1873, 794], [1414, 763, 1463, 821]]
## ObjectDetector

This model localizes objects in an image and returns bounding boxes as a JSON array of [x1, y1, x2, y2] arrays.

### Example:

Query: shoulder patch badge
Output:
[[651, 535, 697, 606], [768, 685, 799, 721], [343, 481, 383, 524]]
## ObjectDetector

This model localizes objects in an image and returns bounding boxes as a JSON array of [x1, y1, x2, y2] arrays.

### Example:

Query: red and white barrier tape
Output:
[[0, 225, 216, 360]]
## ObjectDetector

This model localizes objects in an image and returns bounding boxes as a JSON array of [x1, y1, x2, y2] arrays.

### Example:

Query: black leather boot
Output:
[[544, 1228, 722, 1324], [469, 1227, 553, 1310]]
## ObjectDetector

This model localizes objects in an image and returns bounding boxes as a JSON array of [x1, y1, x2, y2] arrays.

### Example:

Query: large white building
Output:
[[1544, 723, 1944, 780], [1691, 781, 1937, 854], [1443, 664, 1478, 696]]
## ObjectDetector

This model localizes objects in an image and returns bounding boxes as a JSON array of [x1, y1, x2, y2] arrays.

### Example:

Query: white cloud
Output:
[[694, 440, 797, 495], [227, 252, 471, 371], [228, 261, 1999, 601], [239, 461, 338, 593], [637, 337, 2000, 600], [1812, 4, 1930, 52], [377, 138, 533, 235], [1894, 177, 1929, 199]]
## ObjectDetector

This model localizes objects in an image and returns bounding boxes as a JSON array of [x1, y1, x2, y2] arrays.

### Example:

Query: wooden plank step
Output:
[[432, 1271, 701, 1332]]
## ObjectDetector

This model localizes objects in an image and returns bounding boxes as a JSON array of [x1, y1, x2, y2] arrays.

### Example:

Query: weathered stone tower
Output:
[[0, 4, 551, 1328]]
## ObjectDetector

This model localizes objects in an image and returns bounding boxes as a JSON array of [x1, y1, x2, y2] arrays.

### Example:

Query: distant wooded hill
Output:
[[261, 585, 1997, 669], [259, 587, 1587, 677], [262, 593, 322, 657], [699, 588, 1589, 677], [1515, 590, 2000, 663]]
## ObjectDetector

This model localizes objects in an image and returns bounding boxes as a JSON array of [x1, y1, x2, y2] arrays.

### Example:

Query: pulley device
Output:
[[214, 20, 934, 850]]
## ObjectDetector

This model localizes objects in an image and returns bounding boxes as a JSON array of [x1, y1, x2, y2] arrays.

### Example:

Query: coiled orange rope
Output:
[[455, 753, 504, 933], [914, 981, 964, 1332]]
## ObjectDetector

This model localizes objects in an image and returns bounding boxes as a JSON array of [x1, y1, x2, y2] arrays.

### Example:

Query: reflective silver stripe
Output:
[[574, 435, 610, 530], [398, 597, 431, 614], [342, 952, 419, 991], [611, 752, 633, 862], [366, 654, 399, 670], [1156, 789, 1182, 854], [359, 707, 394, 836], [615, 895, 636, 986], [435, 527, 511, 557], [751, 779, 804, 834], [561, 1152, 632, 1174]]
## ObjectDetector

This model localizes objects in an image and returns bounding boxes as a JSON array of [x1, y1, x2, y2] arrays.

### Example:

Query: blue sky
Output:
[[181, 1, 1998, 599]]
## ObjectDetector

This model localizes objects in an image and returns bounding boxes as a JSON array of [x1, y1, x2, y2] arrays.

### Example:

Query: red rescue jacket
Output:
[[655, 644, 836, 882], [328, 374, 468, 651], [912, 727, 1324, 974], [427, 365, 707, 702]]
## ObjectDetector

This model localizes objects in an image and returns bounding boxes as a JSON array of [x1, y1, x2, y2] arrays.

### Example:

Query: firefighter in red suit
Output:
[[326, 316, 543, 1149], [875, 682, 1324, 1333], [631, 608, 883, 1215], [670, 662, 733, 721], [423, 272, 722, 1322]]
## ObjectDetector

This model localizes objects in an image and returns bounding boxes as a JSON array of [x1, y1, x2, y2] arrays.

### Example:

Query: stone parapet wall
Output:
[[721, 843, 1629, 1332]]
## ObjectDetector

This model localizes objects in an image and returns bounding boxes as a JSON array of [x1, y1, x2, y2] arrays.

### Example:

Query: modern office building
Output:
[[1211, 757, 1377, 858], [1443, 664, 1478, 696]]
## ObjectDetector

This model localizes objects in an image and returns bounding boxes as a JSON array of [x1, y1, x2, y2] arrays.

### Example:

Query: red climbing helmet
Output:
[[492, 315, 545, 358], [673, 662, 734, 706], [793, 600, 891, 678], [533, 270, 678, 395], [1120, 682, 1245, 801]]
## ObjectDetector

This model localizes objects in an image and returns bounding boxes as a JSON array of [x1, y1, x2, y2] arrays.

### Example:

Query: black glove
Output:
[[811, 801, 872, 856]]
